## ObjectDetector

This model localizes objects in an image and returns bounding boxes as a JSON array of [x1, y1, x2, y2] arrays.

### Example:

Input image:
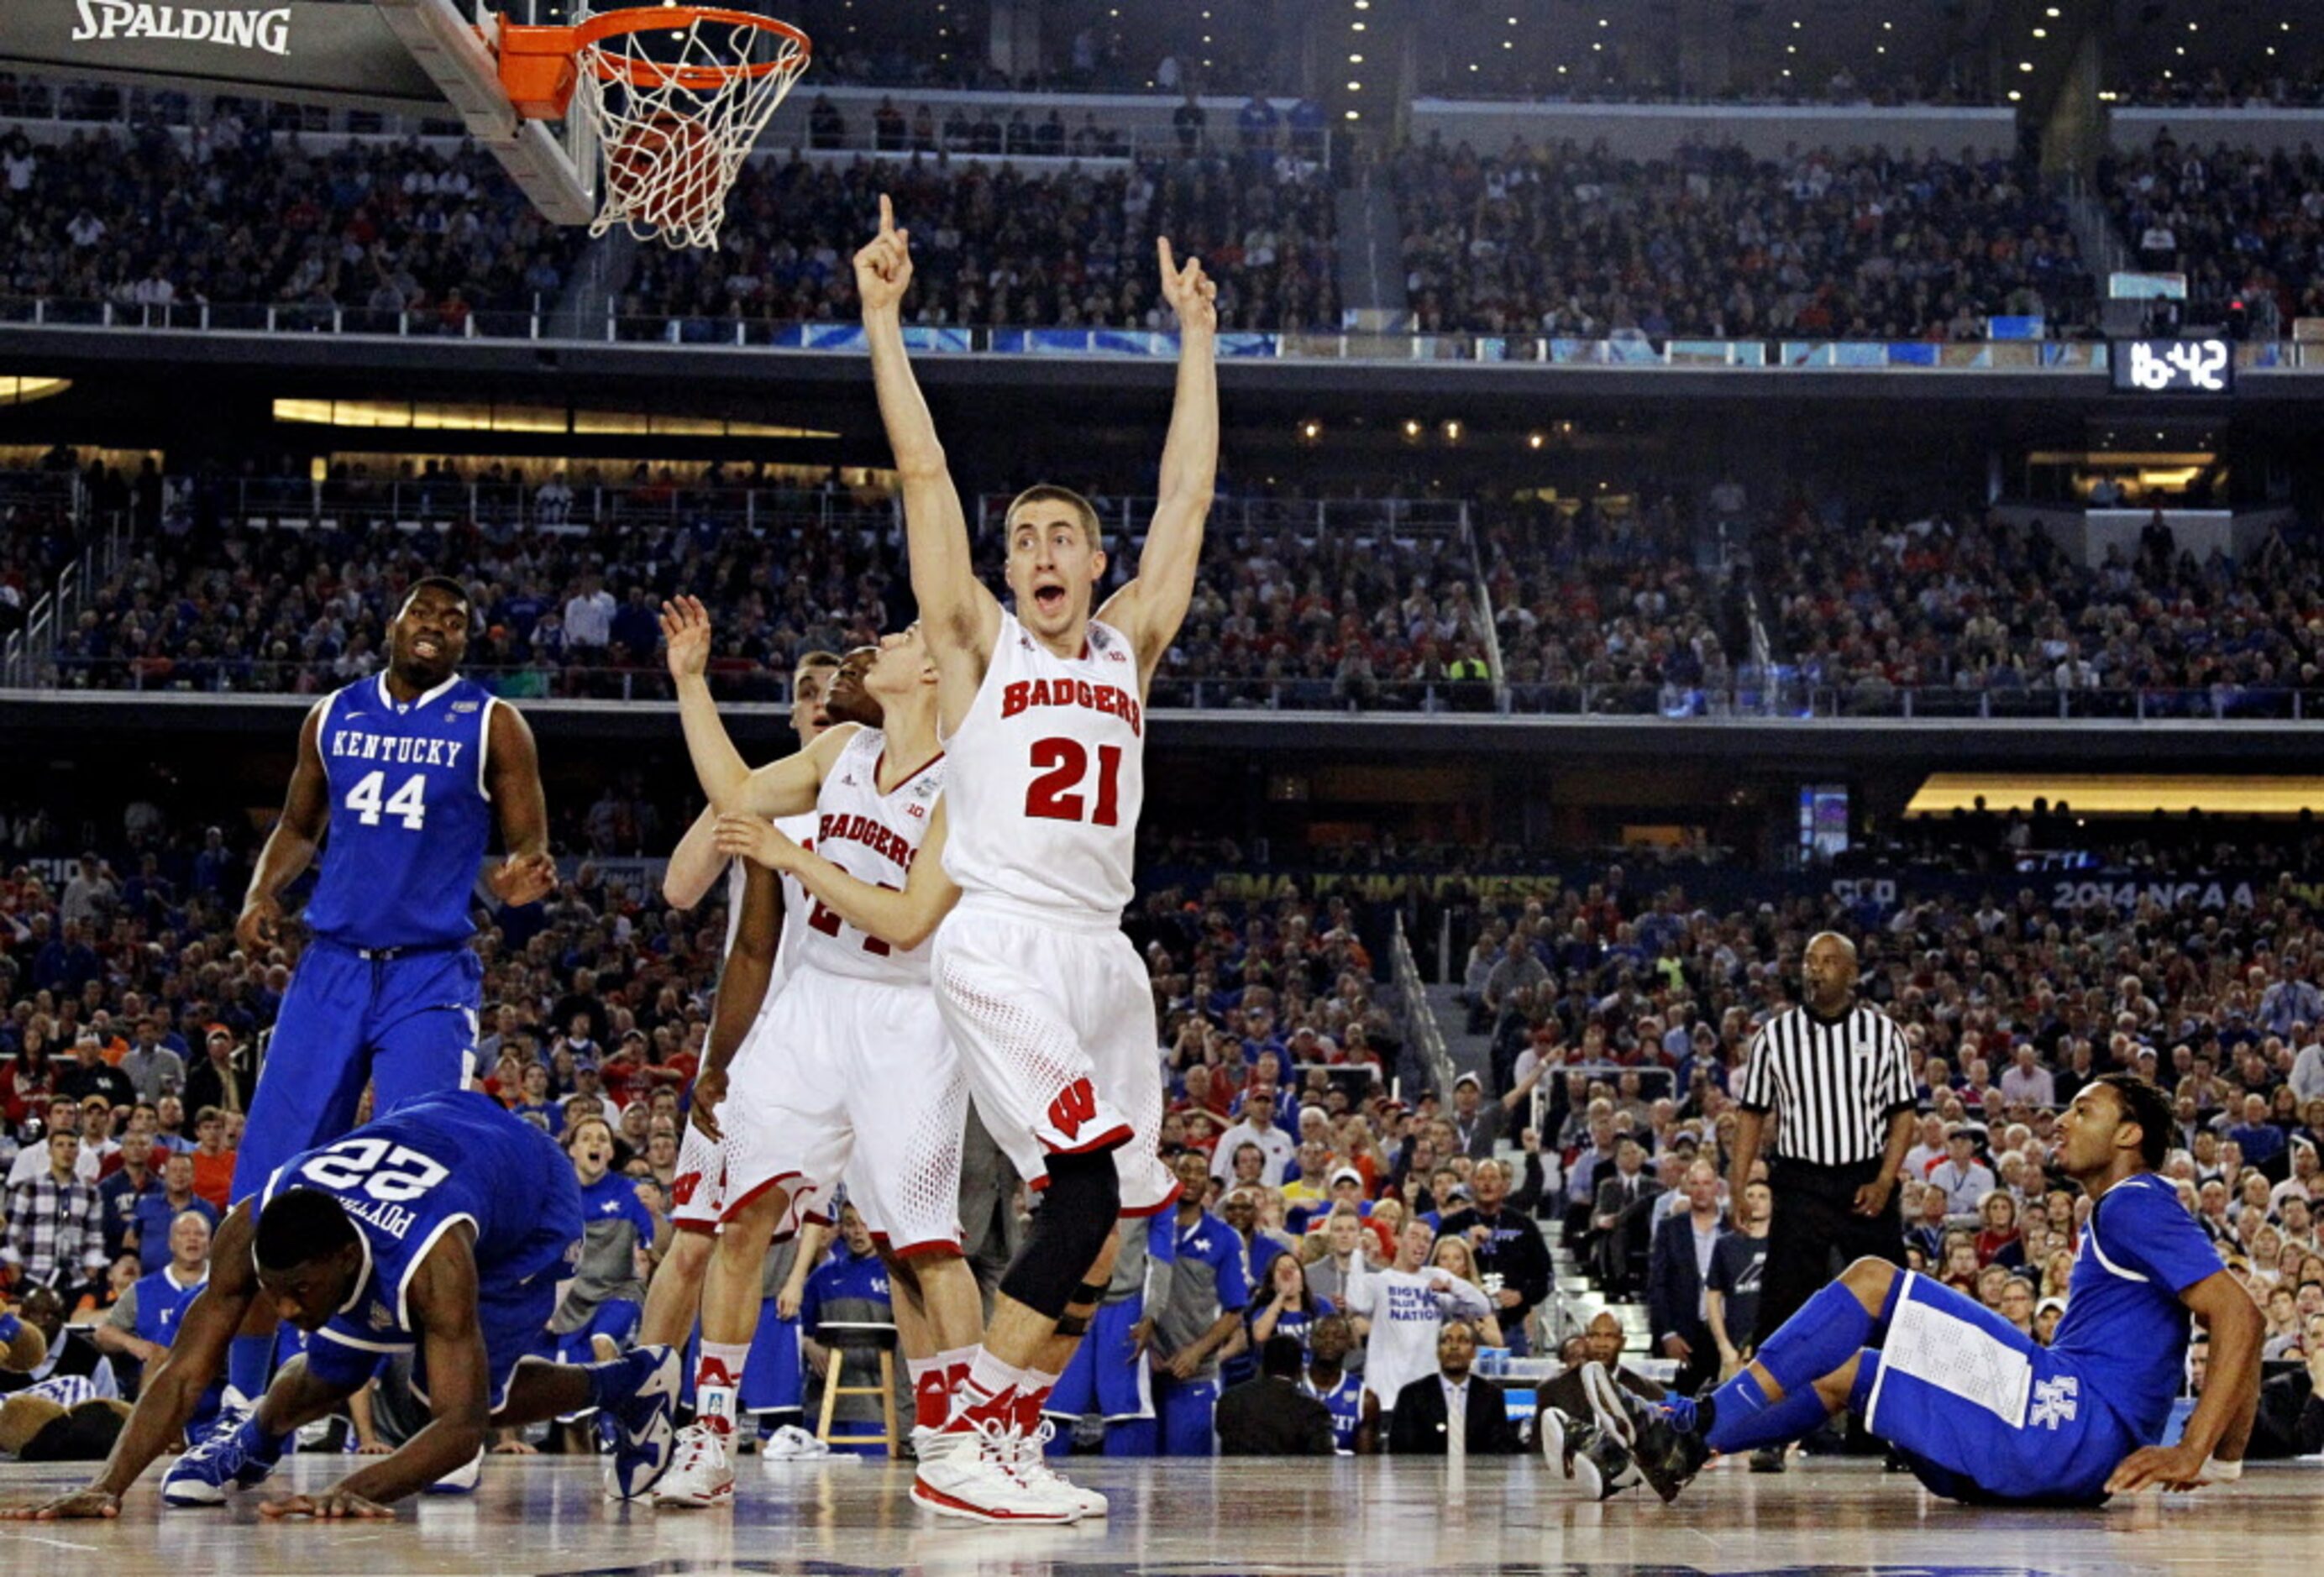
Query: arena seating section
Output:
[[1393, 138, 2100, 340]]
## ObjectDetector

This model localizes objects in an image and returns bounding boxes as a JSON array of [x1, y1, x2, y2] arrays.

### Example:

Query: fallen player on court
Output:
[[6, 1090, 681, 1520], [1571, 1074, 2262, 1507]]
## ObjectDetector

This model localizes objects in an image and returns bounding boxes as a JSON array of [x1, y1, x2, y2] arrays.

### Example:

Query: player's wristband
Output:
[[2198, 1456, 2243, 1485]]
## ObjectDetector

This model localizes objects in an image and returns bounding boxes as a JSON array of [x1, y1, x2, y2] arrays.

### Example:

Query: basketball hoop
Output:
[[496, 6, 811, 250]]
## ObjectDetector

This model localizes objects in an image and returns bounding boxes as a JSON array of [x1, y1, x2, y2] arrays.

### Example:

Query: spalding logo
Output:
[[71, 2, 293, 56]]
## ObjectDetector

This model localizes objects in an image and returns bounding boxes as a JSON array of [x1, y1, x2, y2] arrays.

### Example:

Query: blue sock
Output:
[[226, 1332, 273, 1404], [584, 1350, 640, 1412], [1752, 1279, 1885, 1397], [1702, 1367, 1838, 1455]]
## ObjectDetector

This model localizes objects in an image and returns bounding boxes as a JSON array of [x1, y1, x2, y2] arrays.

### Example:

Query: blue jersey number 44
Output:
[[345, 770, 428, 830]]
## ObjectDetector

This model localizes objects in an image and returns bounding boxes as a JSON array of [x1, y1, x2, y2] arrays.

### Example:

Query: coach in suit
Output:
[[1388, 1323, 1521, 1456], [1215, 1336, 1336, 1456], [1645, 1159, 1728, 1395]]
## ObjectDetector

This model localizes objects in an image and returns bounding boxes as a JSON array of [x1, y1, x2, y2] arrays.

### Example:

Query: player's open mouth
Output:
[[1033, 585, 1067, 613], [413, 637, 443, 659]]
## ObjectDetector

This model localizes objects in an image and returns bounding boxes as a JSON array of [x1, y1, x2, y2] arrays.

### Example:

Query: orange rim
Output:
[[496, 8, 811, 116]]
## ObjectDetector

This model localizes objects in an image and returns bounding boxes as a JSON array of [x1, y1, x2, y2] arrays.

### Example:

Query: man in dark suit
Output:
[[1645, 1158, 1729, 1394], [1388, 1323, 1521, 1455], [1215, 1335, 1336, 1456], [1591, 1139, 1663, 1294]]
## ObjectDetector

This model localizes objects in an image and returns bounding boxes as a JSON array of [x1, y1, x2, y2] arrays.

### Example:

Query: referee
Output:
[[1726, 932, 1915, 1414]]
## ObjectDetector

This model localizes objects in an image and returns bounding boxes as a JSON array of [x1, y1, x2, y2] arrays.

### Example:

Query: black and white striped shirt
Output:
[[1734, 1003, 1915, 1167]]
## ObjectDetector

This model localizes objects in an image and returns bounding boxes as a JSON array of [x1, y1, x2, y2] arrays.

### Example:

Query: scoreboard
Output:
[[2111, 338, 2233, 395]]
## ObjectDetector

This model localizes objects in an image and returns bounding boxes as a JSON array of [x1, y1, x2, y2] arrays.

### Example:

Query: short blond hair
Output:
[[1004, 484, 1101, 552]]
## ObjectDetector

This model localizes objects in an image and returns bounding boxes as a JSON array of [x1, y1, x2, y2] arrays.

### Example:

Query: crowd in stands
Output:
[[1147, 519, 1491, 710], [2101, 133, 2324, 333], [622, 147, 1337, 335], [1393, 137, 2097, 340], [1866, 804, 2324, 883], [32, 478, 1529, 709], [2113, 67, 2324, 111], [0, 117, 584, 321], [1753, 500, 2324, 710], [44, 469, 906, 699], [1477, 492, 1746, 714]]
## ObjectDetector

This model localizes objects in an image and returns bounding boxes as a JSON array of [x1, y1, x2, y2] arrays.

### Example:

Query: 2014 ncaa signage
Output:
[[70, 0, 292, 55]]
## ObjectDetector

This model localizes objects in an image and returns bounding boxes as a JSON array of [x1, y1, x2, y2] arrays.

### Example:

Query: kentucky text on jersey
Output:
[[815, 811, 921, 872], [327, 731, 467, 768], [999, 677, 1144, 736]]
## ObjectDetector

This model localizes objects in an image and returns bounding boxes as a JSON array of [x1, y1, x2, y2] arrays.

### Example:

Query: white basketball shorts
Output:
[[718, 964, 968, 1254], [931, 894, 1177, 1217]]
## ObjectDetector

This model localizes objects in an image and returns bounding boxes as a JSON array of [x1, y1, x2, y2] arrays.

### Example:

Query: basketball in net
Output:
[[564, 8, 811, 250], [605, 113, 725, 238]]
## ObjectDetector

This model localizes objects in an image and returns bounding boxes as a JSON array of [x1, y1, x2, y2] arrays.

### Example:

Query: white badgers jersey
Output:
[[941, 610, 1145, 921], [797, 726, 946, 984], [723, 809, 818, 996]]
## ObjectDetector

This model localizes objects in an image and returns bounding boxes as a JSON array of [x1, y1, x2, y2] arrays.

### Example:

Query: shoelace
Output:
[[187, 1409, 254, 1468], [671, 1426, 725, 1475], [1005, 1420, 1075, 1494]]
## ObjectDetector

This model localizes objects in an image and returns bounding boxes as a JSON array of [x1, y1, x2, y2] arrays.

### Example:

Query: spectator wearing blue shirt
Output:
[[801, 1205, 895, 1454], [1299, 1313, 1365, 1452], [96, 1132, 160, 1262], [94, 1208, 218, 1433], [128, 1150, 218, 1275], [546, 1117, 661, 1367], [1152, 1150, 1253, 1455], [2226, 1092, 2287, 1171]]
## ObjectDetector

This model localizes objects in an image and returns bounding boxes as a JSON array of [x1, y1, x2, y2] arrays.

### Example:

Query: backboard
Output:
[[371, 0, 596, 224], [0, 1, 596, 223]]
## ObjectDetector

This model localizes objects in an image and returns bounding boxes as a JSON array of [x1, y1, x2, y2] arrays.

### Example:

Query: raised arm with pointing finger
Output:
[[855, 193, 999, 730]]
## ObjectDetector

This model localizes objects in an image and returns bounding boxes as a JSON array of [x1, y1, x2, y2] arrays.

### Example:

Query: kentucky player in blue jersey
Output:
[[224, 576, 554, 1404], [1586, 1073, 2264, 1506], [8, 1092, 679, 1522]]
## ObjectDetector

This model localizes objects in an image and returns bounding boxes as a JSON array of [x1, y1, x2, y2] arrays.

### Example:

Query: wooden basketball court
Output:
[[0, 1454, 2311, 1574]]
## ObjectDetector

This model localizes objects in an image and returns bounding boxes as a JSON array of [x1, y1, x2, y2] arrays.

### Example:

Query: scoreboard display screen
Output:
[[2111, 338, 2233, 394]]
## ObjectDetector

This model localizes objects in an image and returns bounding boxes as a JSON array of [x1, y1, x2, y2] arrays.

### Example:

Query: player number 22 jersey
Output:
[[942, 611, 1145, 920], [798, 727, 946, 985]]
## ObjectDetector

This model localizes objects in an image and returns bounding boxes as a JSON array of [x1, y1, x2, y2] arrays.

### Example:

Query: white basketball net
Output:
[[570, 13, 807, 250]]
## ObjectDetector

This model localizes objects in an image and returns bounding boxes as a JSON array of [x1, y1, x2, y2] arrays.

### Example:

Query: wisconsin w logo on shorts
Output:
[[2030, 1375, 2079, 1429], [1047, 1077, 1098, 1140]]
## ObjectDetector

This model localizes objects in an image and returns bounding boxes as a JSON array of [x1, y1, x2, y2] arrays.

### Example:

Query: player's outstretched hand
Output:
[[687, 1065, 728, 1145], [235, 893, 283, 956], [712, 813, 799, 872], [1157, 237, 1217, 336], [853, 193, 914, 313], [259, 1488, 396, 1520], [487, 851, 558, 907], [6, 1486, 120, 1520], [2105, 1441, 2212, 1494], [660, 595, 712, 682]]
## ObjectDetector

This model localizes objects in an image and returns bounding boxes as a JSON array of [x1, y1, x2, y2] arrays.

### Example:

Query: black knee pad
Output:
[[998, 1151, 1120, 1320]]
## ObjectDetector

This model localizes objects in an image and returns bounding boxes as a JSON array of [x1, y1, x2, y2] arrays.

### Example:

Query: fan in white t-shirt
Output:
[[1344, 1216, 1492, 1447]]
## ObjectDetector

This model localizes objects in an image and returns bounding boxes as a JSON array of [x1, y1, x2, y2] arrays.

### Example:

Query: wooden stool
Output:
[[814, 1323, 900, 1458]]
